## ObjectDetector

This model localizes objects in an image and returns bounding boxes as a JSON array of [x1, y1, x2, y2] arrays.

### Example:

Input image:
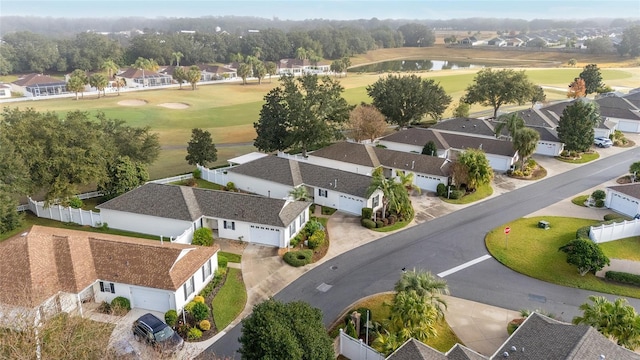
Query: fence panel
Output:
[[339, 330, 384, 360], [172, 226, 194, 244], [149, 173, 193, 185], [590, 219, 640, 243], [197, 164, 230, 186], [23, 197, 102, 227]]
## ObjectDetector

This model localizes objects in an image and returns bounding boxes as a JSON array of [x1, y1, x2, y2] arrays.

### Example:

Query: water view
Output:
[[349, 59, 487, 73]]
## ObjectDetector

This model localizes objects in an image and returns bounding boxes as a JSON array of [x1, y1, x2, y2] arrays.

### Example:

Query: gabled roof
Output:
[[430, 117, 497, 138], [198, 64, 236, 74], [438, 132, 516, 157], [380, 127, 448, 149], [0, 225, 219, 306], [228, 155, 376, 198], [596, 96, 640, 120], [493, 312, 640, 359], [118, 68, 169, 79], [608, 183, 640, 200], [97, 183, 309, 227], [511, 108, 558, 129], [12, 73, 65, 86], [623, 91, 640, 108], [531, 126, 561, 142], [387, 338, 448, 360]]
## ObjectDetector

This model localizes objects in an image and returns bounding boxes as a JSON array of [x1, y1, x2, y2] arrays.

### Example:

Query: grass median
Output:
[[212, 268, 247, 331], [485, 216, 640, 299]]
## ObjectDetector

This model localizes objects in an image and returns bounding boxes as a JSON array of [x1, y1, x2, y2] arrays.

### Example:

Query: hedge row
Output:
[[605, 271, 640, 287]]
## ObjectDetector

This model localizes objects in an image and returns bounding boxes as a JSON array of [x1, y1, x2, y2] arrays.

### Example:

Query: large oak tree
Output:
[[463, 68, 535, 118]]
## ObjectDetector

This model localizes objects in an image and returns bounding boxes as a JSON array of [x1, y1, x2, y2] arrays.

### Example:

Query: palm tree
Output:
[[396, 170, 421, 195], [88, 73, 108, 98], [513, 127, 540, 169], [173, 66, 186, 89], [67, 69, 88, 100], [265, 61, 277, 83], [372, 329, 402, 356], [289, 186, 309, 201], [394, 269, 449, 318], [295, 47, 308, 61], [186, 65, 201, 90], [573, 295, 640, 350], [100, 59, 119, 79], [630, 161, 640, 181], [113, 77, 125, 95], [367, 167, 412, 219], [388, 290, 438, 343], [494, 113, 524, 139], [172, 51, 184, 67], [133, 57, 151, 87], [252, 47, 262, 60], [237, 63, 251, 85]]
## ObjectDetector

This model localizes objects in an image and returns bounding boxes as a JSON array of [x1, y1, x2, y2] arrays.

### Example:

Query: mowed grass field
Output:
[[3, 47, 639, 179]]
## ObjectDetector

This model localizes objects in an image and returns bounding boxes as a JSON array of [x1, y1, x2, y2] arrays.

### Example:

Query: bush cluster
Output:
[[218, 254, 228, 268], [595, 199, 605, 208], [449, 189, 464, 200], [165, 310, 178, 327], [66, 196, 83, 209], [605, 271, 640, 286], [361, 219, 376, 229], [189, 301, 210, 322], [192, 227, 214, 246], [283, 250, 313, 267], [603, 213, 626, 221], [290, 234, 303, 247], [199, 319, 211, 331], [375, 220, 384, 228], [193, 295, 205, 304], [304, 220, 323, 237], [307, 230, 325, 249], [575, 226, 591, 240], [187, 327, 203, 340], [436, 183, 447, 197], [111, 296, 131, 311], [361, 207, 373, 220], [591, 189, 606, 201]]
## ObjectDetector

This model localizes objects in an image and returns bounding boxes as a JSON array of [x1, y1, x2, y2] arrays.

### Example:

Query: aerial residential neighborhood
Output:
[[1, 1, 640, 359]]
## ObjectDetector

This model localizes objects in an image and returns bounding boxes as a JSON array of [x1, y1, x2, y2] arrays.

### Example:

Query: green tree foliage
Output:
[[171, 51, 184, 66], [367, 74, 451, 127], [422, 141, 438, 156], [513, 128, 540, 168], [630, 161, 640, 176], [187, 65, 201, 90], [530, 85, 546, 107], [463, 68, 535, 118], [584, 37, 614, 55], [88, 73, 108, 98], [1, 31, 60, 73], [97, 115, 160, 165], [366, 167, 412, 219], [237, 63, 251, 85], [185, 128, 218, 166], [618, 25, 640, 57], [0, 52, 13, 75], [397, 23, 435, 47], [573, 296, 640, 350], [67, 69, 89, 100], [394, 269, 449, 318], [173, 66, 187, 89], [239, 299, 334, 360], [567, 58, 577, 67], [457, 148, 494, 190], [348, 104, 387, 142], [98, 156, 149, 200], [452, 100, 470, 118], [579, 64, 604, 95], [192, 227, 214, 246], [289, 186, 310, 201], [101, 59, 119, 79], [253, 62, 267, 84], [265, 61, 277, 82], [559, 239, 610, 276], [557, 100, 599, 152], [494, 113, 525, 139], [0, 192, 24, 234], [254, 74, 352, 156]]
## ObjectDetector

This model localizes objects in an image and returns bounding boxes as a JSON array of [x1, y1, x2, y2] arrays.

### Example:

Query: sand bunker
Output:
[[117, 99, 148, 106], [158, 102, 190, 109]]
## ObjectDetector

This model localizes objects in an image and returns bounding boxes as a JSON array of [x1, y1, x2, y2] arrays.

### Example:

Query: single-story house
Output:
[[489, 112, 565, 156], [117, 68, 173, 88], [198, 64, 237, 81], [11, 73, 69, 97], [277, 58, 331, 75], [487, 37, 506, 46], [304, 142, 451, 192], [0, 225, 219, 316], [372, 313, 639, 360], [225, 155, 384, 216], [97, 183, 311, 248], [459, 36, 483, 46], [605, 183, 640, 218], [596, 96, 640, 133], [0, 83, 11, 98], [377, 127, 448, 155], [624, 91, 640, 109]]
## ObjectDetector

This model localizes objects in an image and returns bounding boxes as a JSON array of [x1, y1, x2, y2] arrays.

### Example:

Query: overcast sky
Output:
[[1, 0, 639, 20]]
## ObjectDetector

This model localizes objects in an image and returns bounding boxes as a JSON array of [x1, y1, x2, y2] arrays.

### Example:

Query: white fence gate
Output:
[[338, 329, 385, 360], [590, 218, 640, 243]]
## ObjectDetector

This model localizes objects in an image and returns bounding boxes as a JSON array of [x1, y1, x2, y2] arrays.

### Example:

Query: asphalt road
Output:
[[203, 146, 640, 359]]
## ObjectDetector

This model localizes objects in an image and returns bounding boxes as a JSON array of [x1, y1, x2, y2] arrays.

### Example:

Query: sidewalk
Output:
[[186, 135, 640, 357]]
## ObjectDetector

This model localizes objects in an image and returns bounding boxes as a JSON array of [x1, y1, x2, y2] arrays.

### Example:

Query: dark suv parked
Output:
[[132, 313, 184, 353]]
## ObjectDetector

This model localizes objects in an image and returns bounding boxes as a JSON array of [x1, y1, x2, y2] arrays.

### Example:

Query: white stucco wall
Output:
[[100, 209, 192, 238], [226, 172, 292, 199], [306, 156, 375, 176], [377, 141, 423, 154], [176, 252, 218, 311]]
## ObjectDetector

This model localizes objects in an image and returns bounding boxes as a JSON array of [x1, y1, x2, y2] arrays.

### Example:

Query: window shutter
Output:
[[99, 281, 104, 292], [184, 284, 188, 299], [110, 283, 115, 293], [202, 266, 206, 282], [232, 222, 235, 230]]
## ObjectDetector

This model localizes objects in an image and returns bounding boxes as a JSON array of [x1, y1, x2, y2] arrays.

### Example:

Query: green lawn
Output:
[[571, 195, 589, 207], [556, 152, 600, 164], [442, 183, 493, 204], [600, 238, 640, 262], [212, 268, 247, 331], [218, 251, 242, 263], [486, 216, 640, 298]]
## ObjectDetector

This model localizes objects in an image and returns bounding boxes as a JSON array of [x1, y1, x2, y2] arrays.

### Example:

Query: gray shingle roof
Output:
[[597, 97, 640, 120], [608, 183, 640, 200], [309, 142, 376, 167], [511, 108, 558, 128], [624, 91, 640, 108], [97, 183, 309, 227], [387, 339, 448, 360], [438, 132, 516, 157], [430, 117, 497, 138], [532, 126, 561, 142], [228, 156, 375, 198], [380, 128, 448, 149], [446, 345, 487, 360]]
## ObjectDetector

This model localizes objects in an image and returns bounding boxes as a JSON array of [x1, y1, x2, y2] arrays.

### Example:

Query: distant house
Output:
[[0, 225, 219, 316], [605, 183, 640, 218], [459, 36, 483, 46], [197, 64, 237, 81], [97, 183, 311, 248], [595, 96, 640, 133], [116, 68, 173, 88], [277, 58, 330, 75], [0, 83, 11, 98], [11, 73, 68, 97], [487, 37, 506, 46]]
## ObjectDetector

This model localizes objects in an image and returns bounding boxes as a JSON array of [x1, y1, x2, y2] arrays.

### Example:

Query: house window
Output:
[[184, 277, 195, 299], [372, 195, 380, 208], [202, 259, 212, 281], [319, 189, 328, 197], [99, 281, 115, 293], [289, 222, 296, 235], [224, 220, 235, 230], [0, 90, 5, 96]]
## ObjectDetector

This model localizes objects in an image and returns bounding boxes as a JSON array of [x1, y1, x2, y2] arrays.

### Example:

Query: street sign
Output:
[[504, 227, 511, 234]]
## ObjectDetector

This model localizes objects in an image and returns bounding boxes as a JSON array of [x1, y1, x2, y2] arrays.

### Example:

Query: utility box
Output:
[[538, 220, 550, 229]]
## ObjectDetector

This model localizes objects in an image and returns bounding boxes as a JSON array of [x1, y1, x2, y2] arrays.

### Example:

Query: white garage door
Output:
[[610, 193, 640, 217], [415, 174, 441, 192], [617, 120, 640, 133], [339, 195, 363, 215], [131, 288, 171, 313], [250, 225, 280, 247], [536, 142, 559, 156]]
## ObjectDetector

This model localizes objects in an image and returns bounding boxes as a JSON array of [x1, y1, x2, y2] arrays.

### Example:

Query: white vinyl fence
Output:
[[590, 218, 640, 243], [197, 164, 230, 186], [171, 226, 194, 244], [338, 329, 385, 360], [149, 173, 193, 184], [25, 197, 103, 227]]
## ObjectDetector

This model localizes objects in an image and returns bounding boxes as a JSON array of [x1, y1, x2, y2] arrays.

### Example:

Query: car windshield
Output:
[[154, 326, 175, 342]]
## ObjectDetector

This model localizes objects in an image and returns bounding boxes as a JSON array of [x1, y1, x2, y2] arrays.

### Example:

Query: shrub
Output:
[[185, 178, 197, 187], [570, 151, 578, 158], [507, 318, 525, 335], [575, 226, 591, 240], [187, 327, 203, 340], [526, 158, 537, 167], [307, 230, 326, 249], [111, 296, 131, 311], [603, 213, 624, 221], [388, 215, 397, 225], [97, 301, 111, 314], [361, 207, 373, 220], [283, 250, 313, 267], [218, 254, 228, 268], [226, 182, 237, 192], [595, 199, 605, 208], [165, 310, 178, 327], [67, 197, 83, 209], [322, 206, 336, 215], [184, 301, 196, 314], [591, 189, 606, 201], [345, 319, 357, 338], [193, 168, 202, 179], [290, 234, 302, 248], [436, 183, 447, 197], [450, 189, 464, 199], [192, 227, 214, 246], [605, 271, 640, 286], [189, 301, 210, 322], [193, 295, 205, 304], [304, 220, 323, 237], [375, 220, 384, 228], [199, 319, 211, 331], [361, 219, 376, 229], [512, 170, 524, 177], [560, 150, 570, 157], [382, 218, 389, 226]]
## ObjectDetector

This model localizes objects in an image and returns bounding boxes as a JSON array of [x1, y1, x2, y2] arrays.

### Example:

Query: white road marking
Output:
[[437, 254, 493, 278]]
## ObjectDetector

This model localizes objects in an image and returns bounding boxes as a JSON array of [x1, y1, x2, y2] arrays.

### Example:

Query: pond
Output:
[[348, 59, 489, 73]]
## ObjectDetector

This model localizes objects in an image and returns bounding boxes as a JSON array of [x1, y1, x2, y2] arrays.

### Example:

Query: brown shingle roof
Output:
[[0, 225, 218, 307], [12, 73, 65, 86]]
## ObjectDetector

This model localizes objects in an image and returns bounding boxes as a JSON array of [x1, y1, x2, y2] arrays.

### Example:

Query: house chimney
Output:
[[334, 179, 338, 188]]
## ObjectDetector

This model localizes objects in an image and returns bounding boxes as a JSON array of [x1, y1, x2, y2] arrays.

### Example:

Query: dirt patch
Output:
[[117, 99, 147, 106], [158, 102, 190, 109]]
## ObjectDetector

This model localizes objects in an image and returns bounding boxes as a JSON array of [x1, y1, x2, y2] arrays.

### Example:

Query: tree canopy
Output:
[[573, 296, 640, 350], [239, 299, 334, 360], [366, 74, 451, 128], [618, 25, 640, 57], [397, 23, 435, 47], [512, 127, 540, 168], [463, 68, 535, 118], [98, 156, 149, 200], [456, 148, 494, 190], [578, 64, 604, 95], [559, 239, 610, 276], [348, 104, 387, 142], [557, 100, 599, 152], [185, 128, 218, 166], [253, 74, 352, 156]]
